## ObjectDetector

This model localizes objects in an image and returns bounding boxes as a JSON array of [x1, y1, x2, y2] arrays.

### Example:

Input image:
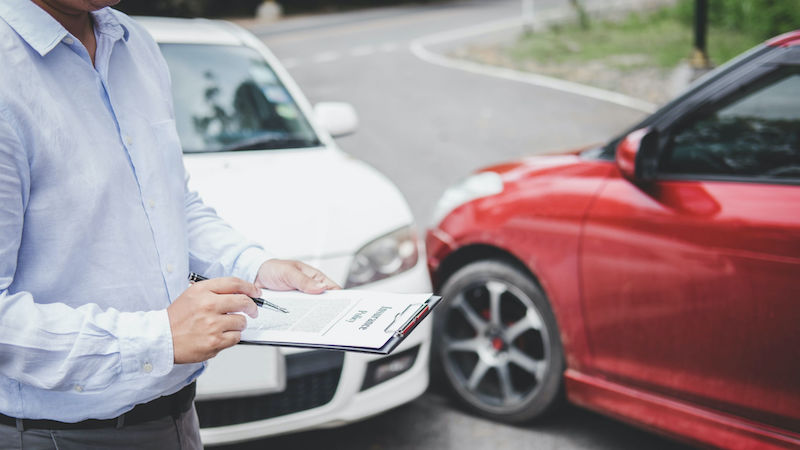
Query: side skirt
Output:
[[565, 369, 800, 449]]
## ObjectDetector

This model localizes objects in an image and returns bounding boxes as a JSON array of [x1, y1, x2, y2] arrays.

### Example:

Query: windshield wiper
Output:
[[216, 133, 321, 152], [182, 133, 321, 154]]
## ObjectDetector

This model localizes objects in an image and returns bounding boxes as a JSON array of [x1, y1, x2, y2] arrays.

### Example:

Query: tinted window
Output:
[[662, 72, 800, 180], [159, 43, 320, 153]]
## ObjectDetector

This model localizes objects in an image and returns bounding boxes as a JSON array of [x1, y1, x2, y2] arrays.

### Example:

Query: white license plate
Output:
[[195, 345, 286, 400]]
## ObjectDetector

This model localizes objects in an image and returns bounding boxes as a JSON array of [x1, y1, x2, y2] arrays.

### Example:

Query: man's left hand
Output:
[[255, 259, 340, 294]]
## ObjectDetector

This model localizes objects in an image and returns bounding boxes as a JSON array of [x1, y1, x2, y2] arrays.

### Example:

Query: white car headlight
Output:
[[431, 171, 504, 226], [345, 225, 419, 288]]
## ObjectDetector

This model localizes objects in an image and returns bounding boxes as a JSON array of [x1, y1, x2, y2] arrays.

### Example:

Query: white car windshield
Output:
[[159, 43, 321, 153]]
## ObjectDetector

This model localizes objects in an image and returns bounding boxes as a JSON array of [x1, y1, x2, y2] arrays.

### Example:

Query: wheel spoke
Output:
[[453, 293, 488, 333], [496, 361, 516, 404], [467, 359, 491, 391], [486, 281, 506, 327], [505, 310, 542, 341], [444, 337, 482, 354], [524, 308, 543, 330], [509, 348, 546, 380], [505, 320, 531, 342]]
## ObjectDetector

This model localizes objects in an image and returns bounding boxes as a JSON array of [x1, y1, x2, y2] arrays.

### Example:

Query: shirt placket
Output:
[[83, 30, 176, 302]]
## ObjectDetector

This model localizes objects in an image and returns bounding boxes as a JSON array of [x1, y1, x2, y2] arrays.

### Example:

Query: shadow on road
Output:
[[211, 386, 691, 450]]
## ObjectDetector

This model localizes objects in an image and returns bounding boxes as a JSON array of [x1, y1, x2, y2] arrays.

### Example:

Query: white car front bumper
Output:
[[198, 256, 432, 446]]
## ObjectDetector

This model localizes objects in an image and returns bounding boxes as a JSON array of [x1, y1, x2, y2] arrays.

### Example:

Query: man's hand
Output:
[[167, 277, 260, 364], [255, 259, 340, 294]]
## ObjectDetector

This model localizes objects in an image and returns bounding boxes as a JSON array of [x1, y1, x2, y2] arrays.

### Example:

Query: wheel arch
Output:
[[433, 244, 543, 294]]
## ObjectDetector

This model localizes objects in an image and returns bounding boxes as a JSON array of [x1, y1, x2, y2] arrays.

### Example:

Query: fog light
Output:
[[360, 346, 419, 391]]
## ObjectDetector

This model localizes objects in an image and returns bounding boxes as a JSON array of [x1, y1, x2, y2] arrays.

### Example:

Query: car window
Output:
[[159, 43, 321, 153], [661, 71, 800, 181], [592, 44, 773, 162]]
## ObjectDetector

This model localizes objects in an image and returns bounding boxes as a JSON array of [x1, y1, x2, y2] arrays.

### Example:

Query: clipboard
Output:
[[239, 291, 441, 355]]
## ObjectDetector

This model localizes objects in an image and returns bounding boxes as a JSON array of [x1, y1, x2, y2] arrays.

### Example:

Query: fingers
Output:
[[203, 330, 244, 361], [200, 276, 260, 298], [219, 312, 249, 332], [169, 277, 260, 364], [200, 312, 250, 335], [213, 293, 258, 318], [218, 331, 242, 352], [253, 259, 340, 294], [189, 276, 259, 317], [297, 262, 341, 290], [286, 263, 331, 294], [285, 260, 340, 292]]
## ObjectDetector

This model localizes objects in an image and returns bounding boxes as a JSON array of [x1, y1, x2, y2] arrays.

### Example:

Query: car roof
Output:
[[766, 30, 800, 48], [135, 16, 243, 45]]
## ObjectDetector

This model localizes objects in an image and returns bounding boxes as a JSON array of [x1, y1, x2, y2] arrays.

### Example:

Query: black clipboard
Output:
[[240, 295, 441, 355]]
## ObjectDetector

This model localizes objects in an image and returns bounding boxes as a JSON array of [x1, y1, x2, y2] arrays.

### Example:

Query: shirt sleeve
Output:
[[183, 167, 272, 283], [0, 112, 174, 393]]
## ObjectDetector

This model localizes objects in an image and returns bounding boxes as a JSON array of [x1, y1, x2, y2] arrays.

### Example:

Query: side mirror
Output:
[[313, 102, 359, 138], [615, 127, 659, 182]]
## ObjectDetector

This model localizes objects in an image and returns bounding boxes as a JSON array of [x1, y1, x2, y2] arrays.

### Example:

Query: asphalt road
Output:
[[221, 390, 687, 450], [252, 0, 649, 225], [219, 1, 690, 449]]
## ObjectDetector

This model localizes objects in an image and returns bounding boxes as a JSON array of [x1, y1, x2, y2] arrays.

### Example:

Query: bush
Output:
[[675, 0, 800, 40]]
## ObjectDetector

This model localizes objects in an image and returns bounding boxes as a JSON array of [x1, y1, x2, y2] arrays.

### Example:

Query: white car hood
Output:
[[183, 148, 414, 259]]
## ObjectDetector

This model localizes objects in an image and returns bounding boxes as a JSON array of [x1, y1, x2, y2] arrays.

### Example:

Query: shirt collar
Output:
[[0, 0, 128, 57], [91, 7, 129, 43]]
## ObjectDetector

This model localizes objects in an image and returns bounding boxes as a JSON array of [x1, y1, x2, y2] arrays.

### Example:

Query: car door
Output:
[[579, 59, 800, 430]]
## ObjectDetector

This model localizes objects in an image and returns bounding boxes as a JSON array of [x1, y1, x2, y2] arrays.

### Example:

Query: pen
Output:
[[188, 272, 290, 314]]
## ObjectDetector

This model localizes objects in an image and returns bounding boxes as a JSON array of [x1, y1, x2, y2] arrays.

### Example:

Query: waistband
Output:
[[0, 382, 196, 430]]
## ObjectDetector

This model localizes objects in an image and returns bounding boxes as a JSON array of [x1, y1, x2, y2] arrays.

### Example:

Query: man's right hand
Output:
[[167, 277, 260, 364]]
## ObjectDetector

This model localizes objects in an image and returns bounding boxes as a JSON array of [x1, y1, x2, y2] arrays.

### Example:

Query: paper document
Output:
[[241, 289, 440, 354]]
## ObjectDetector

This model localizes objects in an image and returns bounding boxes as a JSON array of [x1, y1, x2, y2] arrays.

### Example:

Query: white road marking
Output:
[[409, 16, 657, 113], [281, 58, 299, 69], [350, 45, 376, 56], [312, 51, 342, 63], [286, 42, 401, 68]]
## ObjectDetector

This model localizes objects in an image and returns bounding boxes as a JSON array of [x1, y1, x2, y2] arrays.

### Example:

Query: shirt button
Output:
[[63, 37, 74, 45], [74, 385, 83, 393], [124, 135, 133, 146], [166, 264, 174, 273], [148, 200, 155, 208], [143, 362, 153, 373]]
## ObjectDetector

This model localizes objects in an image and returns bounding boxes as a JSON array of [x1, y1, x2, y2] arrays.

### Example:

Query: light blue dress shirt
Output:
[[0, 1, 269, 422]]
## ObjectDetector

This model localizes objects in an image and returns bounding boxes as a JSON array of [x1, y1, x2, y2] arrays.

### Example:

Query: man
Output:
[[0, 0, 338, 448]]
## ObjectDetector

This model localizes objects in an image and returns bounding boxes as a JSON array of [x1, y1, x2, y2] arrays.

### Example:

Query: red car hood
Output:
[[478, 150, 596, 185]]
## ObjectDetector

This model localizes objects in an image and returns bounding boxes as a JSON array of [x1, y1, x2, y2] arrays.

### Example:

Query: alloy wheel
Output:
[[440, 277, 551, 415]]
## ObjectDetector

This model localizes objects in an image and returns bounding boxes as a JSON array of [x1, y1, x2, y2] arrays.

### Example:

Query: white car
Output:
[[138, 17, 433, 446]]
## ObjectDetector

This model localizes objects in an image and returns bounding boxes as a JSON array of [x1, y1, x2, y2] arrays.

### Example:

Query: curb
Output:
[[409, 0, 676, 113]]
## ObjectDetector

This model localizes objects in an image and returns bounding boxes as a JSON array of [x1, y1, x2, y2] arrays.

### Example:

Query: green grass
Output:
[[509, 8, 764, 71]]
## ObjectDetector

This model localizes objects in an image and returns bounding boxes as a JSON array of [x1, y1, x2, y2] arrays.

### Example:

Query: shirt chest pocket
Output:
[[137, 119, 186, 203]]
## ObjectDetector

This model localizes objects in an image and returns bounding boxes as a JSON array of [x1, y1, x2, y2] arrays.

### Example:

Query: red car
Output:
[[426, 31, 800, 448]]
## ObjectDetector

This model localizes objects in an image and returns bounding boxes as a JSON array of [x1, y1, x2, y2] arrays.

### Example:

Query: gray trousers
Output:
[[0, 404, 202, 450]]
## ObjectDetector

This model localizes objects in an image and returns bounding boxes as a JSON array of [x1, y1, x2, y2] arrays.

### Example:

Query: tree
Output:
[[569, 0, 590, 30]]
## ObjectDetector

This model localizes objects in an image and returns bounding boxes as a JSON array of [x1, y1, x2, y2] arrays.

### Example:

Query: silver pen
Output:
[[188, 272, 290, 313]]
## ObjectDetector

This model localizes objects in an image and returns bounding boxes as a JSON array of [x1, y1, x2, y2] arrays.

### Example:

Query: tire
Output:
[[432, 259, 564, 423]]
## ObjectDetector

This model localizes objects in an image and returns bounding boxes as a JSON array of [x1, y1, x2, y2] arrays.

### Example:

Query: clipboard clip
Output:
[[384, 304, 419, 333], [384, 303, 430, 338]]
